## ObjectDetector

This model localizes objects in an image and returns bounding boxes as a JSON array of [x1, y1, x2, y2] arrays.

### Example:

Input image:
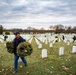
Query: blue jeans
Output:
[[14, 54, 27, 71]]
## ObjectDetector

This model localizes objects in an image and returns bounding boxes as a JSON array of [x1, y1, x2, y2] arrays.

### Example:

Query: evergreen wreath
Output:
[[6, 41, 14, 53], [17, 42, 33, 57]]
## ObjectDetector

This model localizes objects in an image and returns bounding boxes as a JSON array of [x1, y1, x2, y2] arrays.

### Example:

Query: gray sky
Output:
[[0, 0, 76, 29]]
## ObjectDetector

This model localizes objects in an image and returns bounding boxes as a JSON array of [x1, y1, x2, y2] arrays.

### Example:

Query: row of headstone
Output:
[[36, 36, 46, 43], [34, 38, 40, 45], [59, 46, 76, 56], [21, 34, 32, 41], [35, 37, 53, 48], [35, 35, 55, 45], [34, 37, 42, 49], [35, 35, 53, 48], [28, 37, 33, 44], [1, 33, 75, 43], [6, 34, 33, 42], [41, 46, 76, 58], [35, 34, 64, 45], [61, 34, 74, 43]]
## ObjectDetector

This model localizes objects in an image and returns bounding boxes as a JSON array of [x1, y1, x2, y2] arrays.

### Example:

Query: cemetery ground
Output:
[[0, 38, 76, 75]]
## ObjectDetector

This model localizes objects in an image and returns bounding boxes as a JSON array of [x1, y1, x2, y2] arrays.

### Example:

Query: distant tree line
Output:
[[50, 24, 76, 34], [1, 24, 76, 34]]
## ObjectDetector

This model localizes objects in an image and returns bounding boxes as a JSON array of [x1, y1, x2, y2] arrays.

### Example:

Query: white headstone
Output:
[[42, 49, 47, 58], [59, 38, 61, 42], [72, 46, 76, 53], [59, 47, 64, 56], [45, 39, 48, 44], [38, 44, 42, 49], [49, 43, 53, 47]]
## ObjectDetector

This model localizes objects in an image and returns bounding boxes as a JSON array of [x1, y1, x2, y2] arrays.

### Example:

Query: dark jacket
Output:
[[13, 36, 26, 55]]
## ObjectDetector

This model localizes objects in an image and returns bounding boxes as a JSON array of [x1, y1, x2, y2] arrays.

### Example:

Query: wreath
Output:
[[17, 42, 33, 57], [6, 41, 14, 53]]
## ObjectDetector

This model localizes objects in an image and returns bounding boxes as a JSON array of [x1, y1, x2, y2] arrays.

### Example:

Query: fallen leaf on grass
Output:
[[20, 65, 23, 68], [2, 69, 4, 71], [62, 66, 69, 71], [26, 71, 29, 74]]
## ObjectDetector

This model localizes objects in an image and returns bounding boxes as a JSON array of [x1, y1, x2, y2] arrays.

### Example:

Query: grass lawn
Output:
[[0, 37, 76, 75]]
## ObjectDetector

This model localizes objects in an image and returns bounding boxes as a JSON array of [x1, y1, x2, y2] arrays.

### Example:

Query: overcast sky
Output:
[[0, 0, 76, 29]]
